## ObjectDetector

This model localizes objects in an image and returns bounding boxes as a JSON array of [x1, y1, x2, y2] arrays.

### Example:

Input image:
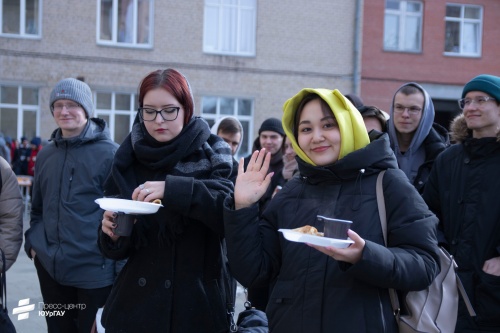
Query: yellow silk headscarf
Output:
[[282, 88, 370, 166]]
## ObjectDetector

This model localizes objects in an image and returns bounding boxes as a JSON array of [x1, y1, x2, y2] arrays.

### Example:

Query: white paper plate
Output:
[[95, 198, 163, 215], [279, 229, 353, 248]]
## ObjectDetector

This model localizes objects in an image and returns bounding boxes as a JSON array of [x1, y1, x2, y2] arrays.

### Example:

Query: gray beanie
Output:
[[50, 78, 94, 118]]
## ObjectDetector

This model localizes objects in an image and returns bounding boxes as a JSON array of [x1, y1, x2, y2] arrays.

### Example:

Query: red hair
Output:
[[138, 69, 194, 125]]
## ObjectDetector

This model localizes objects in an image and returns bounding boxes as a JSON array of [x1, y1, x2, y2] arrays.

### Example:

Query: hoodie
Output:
[[388, 82, 435, 183]]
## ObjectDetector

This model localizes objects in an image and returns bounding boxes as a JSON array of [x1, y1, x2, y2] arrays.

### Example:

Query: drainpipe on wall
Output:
[[352, 0, 363, 96]]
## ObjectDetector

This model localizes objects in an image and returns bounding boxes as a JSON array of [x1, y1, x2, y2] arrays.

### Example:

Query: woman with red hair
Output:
[[99, 69, 234, 332]]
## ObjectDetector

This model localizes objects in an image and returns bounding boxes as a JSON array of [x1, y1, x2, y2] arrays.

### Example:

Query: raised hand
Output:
[[234, 149, 273, 210]]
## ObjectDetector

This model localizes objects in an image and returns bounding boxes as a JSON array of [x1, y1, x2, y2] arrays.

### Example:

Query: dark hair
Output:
[[345, 93, 364, 108], [138, 69, 194, 125], [396, 84, 422, 96], [217, 117, 242, 135], [293, 94, 332, 140], [358, 105, 388, 132]]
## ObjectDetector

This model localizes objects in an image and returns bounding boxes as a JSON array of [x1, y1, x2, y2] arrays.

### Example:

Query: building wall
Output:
[[360, 0, 500, 113], [0, 0, 358, 143]]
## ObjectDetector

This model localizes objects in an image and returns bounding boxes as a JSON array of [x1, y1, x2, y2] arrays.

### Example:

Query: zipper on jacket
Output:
[[67, 167, 74, 201]]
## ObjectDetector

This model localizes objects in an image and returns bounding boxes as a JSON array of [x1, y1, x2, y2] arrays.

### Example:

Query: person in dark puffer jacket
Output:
[[423, 74, 500, 332], [224, 88, 441, 333]]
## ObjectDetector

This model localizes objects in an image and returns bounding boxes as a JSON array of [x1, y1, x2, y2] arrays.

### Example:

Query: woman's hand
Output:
[[308, 229, 365, 264], [234, 149, 273, 210], [102, 210, 120, 242], [132, 181, 165, 202]]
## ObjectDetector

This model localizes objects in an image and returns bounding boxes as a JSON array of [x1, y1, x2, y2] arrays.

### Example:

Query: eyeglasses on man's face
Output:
[[51, 102, 82, 112], [138, 107, 180, 122], [458, 96, 497, 110], [393, 105, 422, 115]]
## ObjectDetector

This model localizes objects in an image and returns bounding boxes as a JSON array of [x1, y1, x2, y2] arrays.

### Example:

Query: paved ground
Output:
[[6, 215, 247, 332]]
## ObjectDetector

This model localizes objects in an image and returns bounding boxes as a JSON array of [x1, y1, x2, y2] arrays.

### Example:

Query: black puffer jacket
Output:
[[225, 133, 440, 333], [423, 115, 500, 330], [413, 123, 449, 194]]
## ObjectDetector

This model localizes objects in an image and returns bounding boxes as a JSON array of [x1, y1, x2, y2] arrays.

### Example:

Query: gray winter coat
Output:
[[24, 118, 120, 288], [224, 133, 441, 333], [0, 156, 23, 271]]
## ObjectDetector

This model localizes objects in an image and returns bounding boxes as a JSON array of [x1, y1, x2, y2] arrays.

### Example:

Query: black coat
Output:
[[225, 133, 440, 333], [423, 115, 500, 331], [412, 123, 449, 194], [98, 118, 234, 333]]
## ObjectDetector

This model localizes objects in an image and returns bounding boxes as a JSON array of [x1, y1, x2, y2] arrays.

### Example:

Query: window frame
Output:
[[201, 95, 254, 159], [203, 0, 257, 57], [0, 83, 40, 142], [0, 0, 42, 38], [94, 91, 137, 144], [444, 3, 483, 57], [383, 0, 423, 53], [96, 0, 154, 49]]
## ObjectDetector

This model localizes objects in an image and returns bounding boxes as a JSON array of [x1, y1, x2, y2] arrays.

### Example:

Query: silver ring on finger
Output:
[[145, 188, 150, 194], [139, 184, 145, 189]]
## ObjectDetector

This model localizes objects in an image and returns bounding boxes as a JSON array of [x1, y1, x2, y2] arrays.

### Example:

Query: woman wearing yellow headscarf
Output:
[[224, 88, 440, 332]]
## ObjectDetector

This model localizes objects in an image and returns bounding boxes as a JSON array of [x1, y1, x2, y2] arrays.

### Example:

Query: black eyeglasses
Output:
[[458, 96, 496, 110], [393, 105, 422, 115], [138, 107, 180, 122]]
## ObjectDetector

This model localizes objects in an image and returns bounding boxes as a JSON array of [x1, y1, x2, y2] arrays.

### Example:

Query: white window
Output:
[[201, 96, 253, 159], [203, 0, 256, 56], [383, 0, 422, 52], [444, 4, 482, 57], [97, 0, 153, 48], [1, 0, 41, 37], [94, 92, 137, 144], [0, 84, 39, 141]]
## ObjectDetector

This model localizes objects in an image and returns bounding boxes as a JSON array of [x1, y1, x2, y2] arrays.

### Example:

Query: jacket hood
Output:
[[50, 117, 112, 146], [388, 82, 435, 153], [282, 88, 370, 165], [450, 114, 500, 143], [210, 116, 244, 155]]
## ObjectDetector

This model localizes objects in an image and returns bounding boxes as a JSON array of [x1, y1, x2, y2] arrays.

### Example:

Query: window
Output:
[[1, 0, 41, 37], [201, 96, 253, 159], [203, 0, 256, 56], [383, 0, 422, 52], [97, 0, 153, 48], [444, 4, 482, 56], [94, 92, 137, 144], [0, 84, 39, 142]]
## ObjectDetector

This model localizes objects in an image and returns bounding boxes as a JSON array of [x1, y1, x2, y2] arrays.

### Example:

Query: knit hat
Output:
[[259, 117, 285, 136], [50, 78, 94, 118], [462, 74, 500, 102]]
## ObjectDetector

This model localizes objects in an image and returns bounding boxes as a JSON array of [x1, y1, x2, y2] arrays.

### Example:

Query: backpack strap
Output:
[[376, 171, 401, 316], [376, 170, 476, 317]]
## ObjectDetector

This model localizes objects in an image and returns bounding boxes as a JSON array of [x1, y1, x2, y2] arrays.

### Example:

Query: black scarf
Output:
[[106, 115, 212, 246]]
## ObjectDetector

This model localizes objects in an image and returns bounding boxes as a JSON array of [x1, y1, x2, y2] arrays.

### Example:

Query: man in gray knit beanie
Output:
[[50, 78, 94, 118], [25, 77, 120, 332]]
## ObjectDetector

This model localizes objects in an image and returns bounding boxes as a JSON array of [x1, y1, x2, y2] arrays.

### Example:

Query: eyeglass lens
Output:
[[140, 107, 179, 121]]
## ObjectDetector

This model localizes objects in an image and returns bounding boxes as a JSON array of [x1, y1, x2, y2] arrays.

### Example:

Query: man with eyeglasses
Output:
[[387, 82, 450, 194], [24, 78, 122, 333], [423, 74, 500, 333]]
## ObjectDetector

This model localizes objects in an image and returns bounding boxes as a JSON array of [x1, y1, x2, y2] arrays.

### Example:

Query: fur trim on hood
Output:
[[450, 114, 500, 143]]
